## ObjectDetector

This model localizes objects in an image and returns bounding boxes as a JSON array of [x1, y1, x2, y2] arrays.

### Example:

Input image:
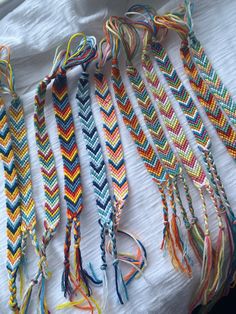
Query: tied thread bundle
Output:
[[0, 1, 235, 313]]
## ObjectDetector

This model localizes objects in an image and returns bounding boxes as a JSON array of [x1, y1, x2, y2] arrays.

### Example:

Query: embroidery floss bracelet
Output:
[[153, 14, 236, 161], [0, 56, 22, 312], [94, 40, 147, 285], [153, 5, 236, 306], [183, 0, 236, 127], [76, 38, 128, 307], [51, 34, 96, 311], [21, 48, 63, 313], [0, 49, 43, 312], [121, 8, 230, 309]]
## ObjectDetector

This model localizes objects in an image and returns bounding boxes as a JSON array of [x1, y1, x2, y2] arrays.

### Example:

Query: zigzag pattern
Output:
[[34, 80, 60, 229], [143, 51, 208, 188], [111, 60, 167, 184], [191, 37, 236, 126], [126, 65, 180, 178], [77, 72, 113, 224], [152, 42, 211, 151], [180, 44, 236, 160], [94, 71, 128, 203], [0, 97, 21, 308], [52, 73, 83, 218], [9, 97, 36, 231]]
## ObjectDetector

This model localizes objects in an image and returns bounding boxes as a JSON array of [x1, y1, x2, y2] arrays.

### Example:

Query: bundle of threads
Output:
[[0, 1, 235, 313]]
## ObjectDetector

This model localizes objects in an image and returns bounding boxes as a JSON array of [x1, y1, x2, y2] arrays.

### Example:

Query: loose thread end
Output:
[[113, 260, 128, 304], [189, 234, 213, 312], [171, 214, 192, 277]]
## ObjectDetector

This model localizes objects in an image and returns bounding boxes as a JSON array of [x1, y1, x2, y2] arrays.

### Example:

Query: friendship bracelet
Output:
[[22, 49, 62, 313], [94, 67, 147, 284], [183, 0, 236, 127], [0, 95, 22, 312], [76, 40, 128, 307], [51, 34, 97, 311]]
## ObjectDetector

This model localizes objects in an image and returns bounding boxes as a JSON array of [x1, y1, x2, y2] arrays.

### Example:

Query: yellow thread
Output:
[[64, 32, 87, 65], [19, 265, 25, 299]]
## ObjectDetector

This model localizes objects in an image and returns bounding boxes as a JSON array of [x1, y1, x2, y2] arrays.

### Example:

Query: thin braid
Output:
[[76, 70, 127, 304], [0, 97, 22, 313]]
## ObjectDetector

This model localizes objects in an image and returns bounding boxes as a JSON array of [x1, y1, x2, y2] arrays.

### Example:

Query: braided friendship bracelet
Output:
[[76, 51, 128, 306], [183, 0, 236, 127], [51, 35, 98, 311], [0, 50, 37, 313], [21, 52, 62, 313], [0, 95, 22, 313], [94, 68, 147, 284], [152, 20, 236, 161]]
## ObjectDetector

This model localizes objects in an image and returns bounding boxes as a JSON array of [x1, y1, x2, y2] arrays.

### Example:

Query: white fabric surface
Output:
[[0, 0, 236, 313]]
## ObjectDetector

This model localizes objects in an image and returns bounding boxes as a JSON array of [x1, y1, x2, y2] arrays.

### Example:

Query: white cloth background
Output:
[[0, 0, 236, 313]]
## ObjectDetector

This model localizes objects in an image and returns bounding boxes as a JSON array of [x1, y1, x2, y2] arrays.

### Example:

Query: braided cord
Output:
[[190, 35, 236, 127], [0, 97, 22, 312], [94, 71, 128, 226], [143, 50, 208, 189], [180, 44, 236, 160], [76, 70, 128, 304]]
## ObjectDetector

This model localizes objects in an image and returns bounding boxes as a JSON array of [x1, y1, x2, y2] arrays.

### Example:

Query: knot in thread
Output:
[[101, 263, 107, 270], [113, 259, 119, 266]]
